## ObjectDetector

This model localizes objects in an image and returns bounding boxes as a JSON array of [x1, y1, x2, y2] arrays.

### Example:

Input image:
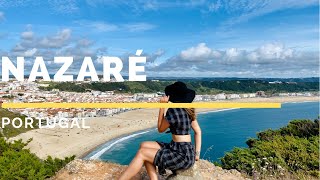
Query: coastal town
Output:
[[0, 80, 317, 124]]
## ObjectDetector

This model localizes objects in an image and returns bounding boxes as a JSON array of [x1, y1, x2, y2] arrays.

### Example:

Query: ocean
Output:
[[84, 101, 319, 164]]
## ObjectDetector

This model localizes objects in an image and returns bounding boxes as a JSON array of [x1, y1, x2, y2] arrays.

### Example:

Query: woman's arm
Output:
[[191, 119, 202, 161], [157, 96, 170, 133]]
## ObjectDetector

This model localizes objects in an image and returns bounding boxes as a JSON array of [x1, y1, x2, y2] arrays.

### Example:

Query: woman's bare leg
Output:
[[141, 141, 160, 179], [145, 161, 158, 179], [119, 147, 159, 180], [140, 141, 161, 149]]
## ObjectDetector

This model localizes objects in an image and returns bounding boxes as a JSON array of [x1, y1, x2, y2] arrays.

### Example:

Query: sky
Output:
[[0, 0, 319, 78]]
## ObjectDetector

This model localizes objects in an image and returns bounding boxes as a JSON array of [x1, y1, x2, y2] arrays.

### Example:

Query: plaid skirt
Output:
[[153, 140, 195, 175]]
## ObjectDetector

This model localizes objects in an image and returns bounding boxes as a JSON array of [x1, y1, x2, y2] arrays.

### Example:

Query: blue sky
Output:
[[0, 0, 319, 78]]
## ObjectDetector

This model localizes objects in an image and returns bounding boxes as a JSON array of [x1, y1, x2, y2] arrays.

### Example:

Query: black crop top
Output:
[[165, 108, 191, 135]]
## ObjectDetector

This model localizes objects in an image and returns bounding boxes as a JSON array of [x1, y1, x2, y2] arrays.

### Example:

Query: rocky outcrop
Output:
[[53, 159, 250, 180]]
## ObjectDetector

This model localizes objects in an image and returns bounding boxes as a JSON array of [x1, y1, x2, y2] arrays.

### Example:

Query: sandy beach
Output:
[[10, 96, 319, 159]]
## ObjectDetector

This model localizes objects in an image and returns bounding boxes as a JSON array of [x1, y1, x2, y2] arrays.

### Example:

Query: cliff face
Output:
[[53, 159, 249, 180]]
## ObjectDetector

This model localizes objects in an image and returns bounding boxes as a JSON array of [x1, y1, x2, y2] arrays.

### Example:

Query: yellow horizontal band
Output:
[[1, 102, 281, 109]]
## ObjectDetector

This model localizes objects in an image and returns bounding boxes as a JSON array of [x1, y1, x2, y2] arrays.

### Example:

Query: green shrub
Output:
[[0, 138, 75, 180], [219, 119, 319, 179]]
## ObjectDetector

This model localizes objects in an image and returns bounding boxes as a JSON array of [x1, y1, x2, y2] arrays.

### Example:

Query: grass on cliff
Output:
[[0, 108, 38, 138], [219, 119, 319, 179]]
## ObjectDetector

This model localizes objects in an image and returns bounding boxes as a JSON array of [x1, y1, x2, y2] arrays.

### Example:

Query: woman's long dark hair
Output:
[[184, 108, 196, 121]]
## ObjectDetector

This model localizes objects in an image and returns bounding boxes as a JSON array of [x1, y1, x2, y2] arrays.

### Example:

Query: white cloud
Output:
[[75, 20, 156, 32], [16, 28, 72, 51], [245, 43, 294, 63], [225, 48, 243, 60], [4, 28, 110, 74], [38, 29, 72, 48], [91, 22, 118, 32], [8, 28, 105, 60], [12, 44, 25, 52], [208, 0, 222, 12], [0, 1, 79, 14], [180, 43, 221, 60], [179, 42, 296, 64], [149, 42, 319, 77], [86, 0, 209, 12], [147, 49, 165, 63], [256, 43, 293, 60], [89, 0, 316, 22], [48, 0, 79, 14], [21, 31, 34, 40], [124, 23, 156, 32], [85, 0, 172, 8], [77, 38, 94, 47], [74, 20, 118, 32], [143, 0, 158, 10], [219, 0, 318, 26], [24, 48, 37, 57]]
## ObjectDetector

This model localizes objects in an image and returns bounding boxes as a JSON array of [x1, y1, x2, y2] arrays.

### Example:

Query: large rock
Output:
[[167, 162, 203, 180], [53, 159, 250, 180]]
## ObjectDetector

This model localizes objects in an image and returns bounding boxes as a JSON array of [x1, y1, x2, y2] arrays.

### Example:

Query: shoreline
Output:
[[81, 109, 239, 160], [9, 96, 319, 160], [80, 127, 157, 159], [84, 99, 320, 160]]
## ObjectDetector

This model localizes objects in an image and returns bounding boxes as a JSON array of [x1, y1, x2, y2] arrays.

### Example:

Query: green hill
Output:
[[0, 109, 37, 138], [39, 80, 319, 95]]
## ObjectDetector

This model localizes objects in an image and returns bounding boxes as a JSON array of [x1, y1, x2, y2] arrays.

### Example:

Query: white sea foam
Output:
[[88, 128, 156, 160], [198, 108, 239, 114], [282, 101, 317, 104]]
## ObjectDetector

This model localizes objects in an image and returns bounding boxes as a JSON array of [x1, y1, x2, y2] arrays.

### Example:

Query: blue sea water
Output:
[[84, 101, 319, 164]]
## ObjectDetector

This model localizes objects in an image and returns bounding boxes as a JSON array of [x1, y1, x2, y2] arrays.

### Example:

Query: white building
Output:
[[215, 93, 226, 100]]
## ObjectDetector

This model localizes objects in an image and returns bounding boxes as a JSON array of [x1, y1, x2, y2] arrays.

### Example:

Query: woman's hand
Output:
[[195, 151, 200, 161], [195, 155, 200, 161], [160, 95, 170, 103]]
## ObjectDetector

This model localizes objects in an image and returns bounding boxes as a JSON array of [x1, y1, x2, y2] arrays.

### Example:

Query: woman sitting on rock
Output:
[[119, 81, 202, 180]]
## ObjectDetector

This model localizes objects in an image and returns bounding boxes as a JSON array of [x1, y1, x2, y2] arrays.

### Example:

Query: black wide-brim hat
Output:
[[165, 81, 196, 103]]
